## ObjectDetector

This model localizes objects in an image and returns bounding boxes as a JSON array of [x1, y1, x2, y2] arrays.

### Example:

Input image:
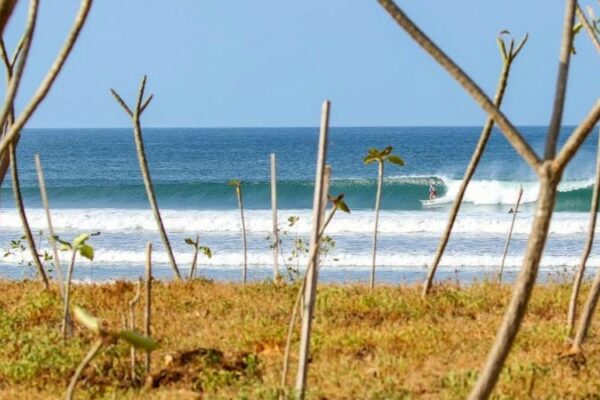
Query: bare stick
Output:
[[65, 339, 103, 400], [111, 76, 182, 280], [35, 154, 65, 297], [62, 250, 77, 339], [566, 130, 600, 339], [576, 3, 600, 54], [189, 233, 199, 279], [236, 185, 248, 283], [0, 0, 18, 37], [555, 100, 600, 170], [0, 0, 37, 135], [0, 0, 93, 170], [271, 153, 279, 280], [295, 101, 330, 398], [545, 0, 576, 159], [498, 186, 524, 285], [422, 35, 523, 296], [9, 142, 48, 289], [377, 0, 541, 170], [144, 242, 152, 374], [129, 278, 142, 382]]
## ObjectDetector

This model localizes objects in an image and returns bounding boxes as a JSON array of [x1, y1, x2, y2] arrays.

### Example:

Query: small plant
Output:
[[228, 179, 248, 283], [185, 234, 213, 279], [364, 146, 404, 289], [4, 233, 54, 277], [55, 233, 95, 339], [66, 306, 158, 400]]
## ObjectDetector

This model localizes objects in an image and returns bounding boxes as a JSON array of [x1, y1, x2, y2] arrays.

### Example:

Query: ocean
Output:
[[0, 126, 598, 283]]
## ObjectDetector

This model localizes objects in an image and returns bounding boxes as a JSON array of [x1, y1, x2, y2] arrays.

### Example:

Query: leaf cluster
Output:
[[363, 146, 404, 166]]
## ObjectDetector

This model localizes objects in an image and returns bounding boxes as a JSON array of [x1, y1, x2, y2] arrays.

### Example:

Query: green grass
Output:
[[0, 279, 599, 399]]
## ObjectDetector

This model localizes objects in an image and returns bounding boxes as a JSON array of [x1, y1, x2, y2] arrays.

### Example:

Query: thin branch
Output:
[[140, 94, 153, 114], [144, 242, 152, 375], [576, 3, 600, 54], [10, 142, 49, 289], [9, 34, 24, 69], [555, 99, 600, 170], [109, 89, 133, 117], [423, 34, 523, 296], [0, 0, 18, 37], [0, 0, 93, 164], [65, 339, 103, 400], [129, 278, 142, 382], [111, 77, 182, 280], [34, 154, 65, 297], [377, 0, 541, 171], [0, 0, 38, 136], [545, 0, 576, 159]]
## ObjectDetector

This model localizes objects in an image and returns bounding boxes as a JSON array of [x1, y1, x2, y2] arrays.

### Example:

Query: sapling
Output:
[[281, 191, 349, 392], [228, 179, 248, 283], [185, 233, 213, 279], [111, 76, 182, 281], [498, 186, 523, 284], [423, 31, 527, 296], [144, 242, 152, 374], [363, 146, 404, 289], [56, 233, 95, 339], [66, 306, 158, 400]]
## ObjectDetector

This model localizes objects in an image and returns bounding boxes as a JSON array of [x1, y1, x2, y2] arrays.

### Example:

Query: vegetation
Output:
[[228, 179, 248, 283], [0, 280, 599, 399], [363, 146, 404, 290]]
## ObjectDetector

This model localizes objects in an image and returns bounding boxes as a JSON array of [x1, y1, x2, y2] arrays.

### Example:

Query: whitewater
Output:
[[0, 126, 598, 283]]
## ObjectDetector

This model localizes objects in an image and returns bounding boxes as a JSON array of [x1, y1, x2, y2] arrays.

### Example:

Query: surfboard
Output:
[[420, 199, 443, 207]]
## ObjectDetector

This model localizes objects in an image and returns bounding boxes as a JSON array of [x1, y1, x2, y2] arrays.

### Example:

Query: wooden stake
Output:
[[497, 186, 523, 284], [295, 100, 330, 399], [144, 242, 152, 374], [271, 153, 279, 281], [35, 154, 65, 297]]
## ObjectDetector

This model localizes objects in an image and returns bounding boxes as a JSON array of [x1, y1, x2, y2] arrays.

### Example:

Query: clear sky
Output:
[[2, 1, 599, 128]]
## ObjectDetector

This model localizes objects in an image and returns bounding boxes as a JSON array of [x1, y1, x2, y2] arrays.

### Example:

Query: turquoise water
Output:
[[0, 126, 598, 282]]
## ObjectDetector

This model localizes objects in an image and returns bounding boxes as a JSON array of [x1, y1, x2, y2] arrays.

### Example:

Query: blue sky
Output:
[[2, 1, 599, 128]]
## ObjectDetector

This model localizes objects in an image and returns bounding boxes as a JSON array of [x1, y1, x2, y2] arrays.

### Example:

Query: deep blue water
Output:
[[0, 126, 598, 282]]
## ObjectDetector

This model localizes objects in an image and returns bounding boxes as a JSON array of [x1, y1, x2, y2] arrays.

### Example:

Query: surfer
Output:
[[429, 182, 437, 200]]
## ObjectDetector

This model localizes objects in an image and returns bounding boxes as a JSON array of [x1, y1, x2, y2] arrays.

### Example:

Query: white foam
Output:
[[0, 208, 591, 235]]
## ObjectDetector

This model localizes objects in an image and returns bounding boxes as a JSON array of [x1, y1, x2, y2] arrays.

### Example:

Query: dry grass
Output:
[[0, 278, 599, 399]]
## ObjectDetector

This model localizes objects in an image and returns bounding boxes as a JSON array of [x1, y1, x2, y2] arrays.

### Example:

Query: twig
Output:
[[9, 142, 49, 289], [65, 339, 103, 400], [62, 250, 78, 339], [35, 154, 65, 297], [576, 3, 600, 54], [377, 0, 541, 170], [498, 186, 524, 284], [0, 0, 38, 136], [129, 278, 142, 382], [271, 153, 279, 280], [566, 129, 600, 339], [0, 0, 93, 173], [144, 242, 152, 374], [554, 100, 600, 170], [423, 33, 525, 296], [110, 76, 182, 280]]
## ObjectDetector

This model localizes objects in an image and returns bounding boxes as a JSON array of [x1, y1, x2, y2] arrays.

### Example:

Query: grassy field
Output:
[[0, 278, 599, 399]]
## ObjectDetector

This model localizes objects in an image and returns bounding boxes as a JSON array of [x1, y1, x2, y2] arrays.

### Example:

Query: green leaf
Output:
[[184, 238, 196, 246], [79, 244, 94, 261], [336, 198, 351, 213], [119, 330, 159, 352], [363, 155, 377, 164], [73, 306, 103, 335], [60, 243, 71, 251], [73, 233, 90, 248], [200, 247, 213, 258], [380, 146, 393, 157], [227, 179, 241, 187], [386, 155, 405, 166], [367, 148, 379, 156]]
